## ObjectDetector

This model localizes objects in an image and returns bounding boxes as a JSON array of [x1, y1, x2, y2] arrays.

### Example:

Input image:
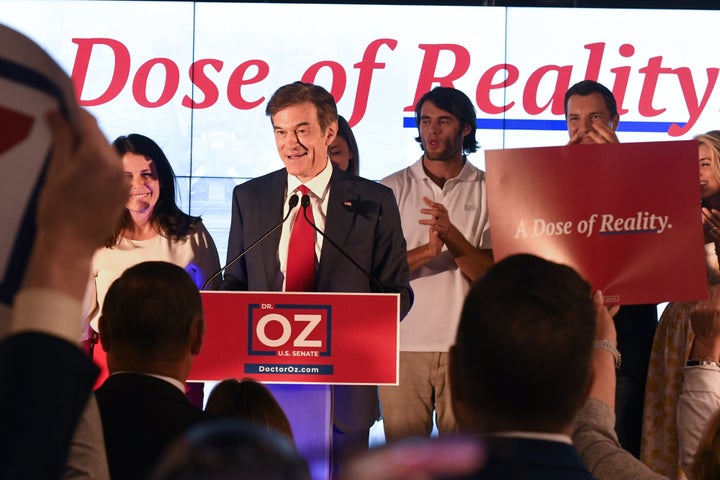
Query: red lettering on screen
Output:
[[69, 37, 720, 136]]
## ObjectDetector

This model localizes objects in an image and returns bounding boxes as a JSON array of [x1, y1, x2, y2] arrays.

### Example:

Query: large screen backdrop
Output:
[[2, 2, 719, 263]]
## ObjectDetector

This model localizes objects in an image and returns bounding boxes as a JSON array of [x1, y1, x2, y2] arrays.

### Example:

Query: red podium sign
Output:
[[189, 291, 400, 384], [485, 140, 707, 305]]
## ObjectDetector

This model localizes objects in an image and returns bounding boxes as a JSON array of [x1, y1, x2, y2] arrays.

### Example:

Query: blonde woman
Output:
[[642, 131, 720, 479]]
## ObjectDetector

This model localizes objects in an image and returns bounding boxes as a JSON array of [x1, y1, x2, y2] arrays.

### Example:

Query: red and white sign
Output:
[[189, 291, 400, 385], [485, 140, 707, 305], [0, 24, 81, 313]]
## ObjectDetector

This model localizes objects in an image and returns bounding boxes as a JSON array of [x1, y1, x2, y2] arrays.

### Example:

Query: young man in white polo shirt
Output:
[[379, 86, 493, 441]]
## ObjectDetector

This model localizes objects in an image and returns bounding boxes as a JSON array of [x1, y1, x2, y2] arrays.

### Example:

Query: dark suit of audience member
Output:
[[448, 254, 598, 479], [95, 261, 207, 480], [0, 332, 99, 480]]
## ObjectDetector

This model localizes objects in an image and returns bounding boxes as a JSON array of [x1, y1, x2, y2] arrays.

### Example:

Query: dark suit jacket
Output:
[[221, 166, 413, 431], [451, 437, 597, 480], [0, 332, 99, 480], [95, 373, 205, 480], [614, 304, 657, 378]]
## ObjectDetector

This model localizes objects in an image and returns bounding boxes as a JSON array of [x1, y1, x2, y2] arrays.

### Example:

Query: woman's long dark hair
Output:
[[336, 115, 360, 176], [105, 134, 198, 247]]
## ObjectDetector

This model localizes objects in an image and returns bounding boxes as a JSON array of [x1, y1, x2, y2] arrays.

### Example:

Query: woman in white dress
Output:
[[84, 134, 220, 404]]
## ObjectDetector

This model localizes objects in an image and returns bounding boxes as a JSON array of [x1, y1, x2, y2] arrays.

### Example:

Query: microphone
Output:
[[202, 194, 299, 290], [299, 194, 385, 293]]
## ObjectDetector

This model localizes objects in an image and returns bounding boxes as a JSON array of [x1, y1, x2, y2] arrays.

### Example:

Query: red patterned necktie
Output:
[[285, 185, 315, 291]]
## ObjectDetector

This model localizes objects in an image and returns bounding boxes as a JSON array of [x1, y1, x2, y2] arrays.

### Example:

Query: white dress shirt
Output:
[[277, 160, 333, 291]]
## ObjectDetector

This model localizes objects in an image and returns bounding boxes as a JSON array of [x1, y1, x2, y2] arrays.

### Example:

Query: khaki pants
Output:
[[378, 351, 458, 442]]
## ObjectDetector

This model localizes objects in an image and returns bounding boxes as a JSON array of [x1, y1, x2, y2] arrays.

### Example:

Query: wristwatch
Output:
[[686, 358, 720, 368], [593, 339, 621, 369]]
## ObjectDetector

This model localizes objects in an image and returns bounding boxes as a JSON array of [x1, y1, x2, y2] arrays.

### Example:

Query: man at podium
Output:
[[220, 81, 412, 475]]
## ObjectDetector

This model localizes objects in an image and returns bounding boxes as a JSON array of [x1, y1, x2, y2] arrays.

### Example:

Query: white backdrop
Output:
[[3, 2, 720, 263]]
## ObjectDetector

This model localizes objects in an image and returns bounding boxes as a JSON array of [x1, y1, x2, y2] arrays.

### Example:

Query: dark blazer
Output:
[[95, 373, 205, 480], [453, 437, 597, 480], [614, 304, 657, 377], [221, 166, 413, 431], [0, 332, 99, 480]]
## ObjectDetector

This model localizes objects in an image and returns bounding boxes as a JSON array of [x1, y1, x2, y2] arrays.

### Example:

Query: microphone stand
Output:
[[300, 194, 385, 293], [202, 194, 299, 290]]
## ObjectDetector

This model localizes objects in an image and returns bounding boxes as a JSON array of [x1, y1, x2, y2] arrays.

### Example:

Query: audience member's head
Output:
[[414, 86, 479, 155], [98, 261, 204, 380], [450, 253, 595, 434], [205, 378, 294, 445], [329, 115, 360, 175], [151, 419, 311, 480]]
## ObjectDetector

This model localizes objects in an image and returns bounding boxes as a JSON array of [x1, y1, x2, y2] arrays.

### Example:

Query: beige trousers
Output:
[[378, 351, 458, 442]]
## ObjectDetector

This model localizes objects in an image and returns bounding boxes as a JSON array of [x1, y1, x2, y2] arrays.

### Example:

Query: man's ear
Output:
[[98, 316, 110, 352], [190, 316, 205, 356], [325, 120, 338, 146], [609, 115, 619, 131]]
